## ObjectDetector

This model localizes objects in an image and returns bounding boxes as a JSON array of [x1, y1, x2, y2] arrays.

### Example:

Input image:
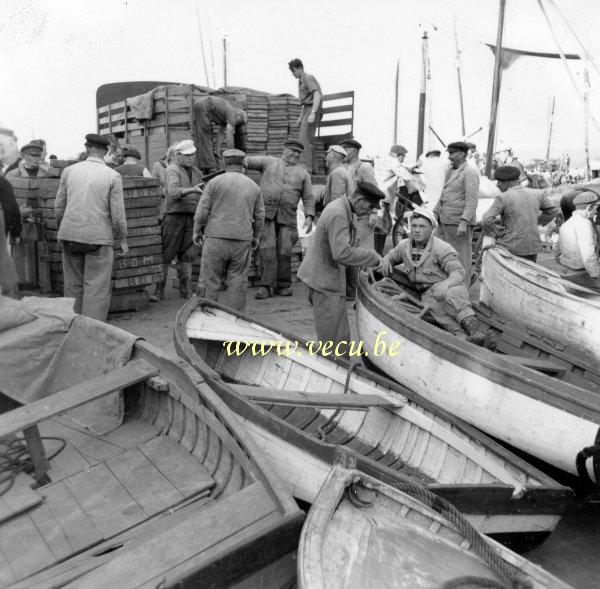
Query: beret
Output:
[[494, 165, 521, 181], [447, 141, 470, 153], [85, 133, 110, 148], [173, 139, 196, 154], [341, 139, 362, 150], [223, 148, 246, 159], [412, 206, 438, 228], [356, 181, 384, 208], [122, 147, 141, 159], [327, 144, 347, 158], [573, 191, 600, 206], [465, 142, 477, 150], [284, 139, 304, 151], [390, 144, 408, 155], [425, 149, 441, 157], [20, 142, 43, 154]]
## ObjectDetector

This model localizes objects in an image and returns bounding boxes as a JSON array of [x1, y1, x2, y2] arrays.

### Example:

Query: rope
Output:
[[0, 436, 66, 498], [372, 277, 428, 315], [442, 577, 510, 589], [352, 475, 532, 589]]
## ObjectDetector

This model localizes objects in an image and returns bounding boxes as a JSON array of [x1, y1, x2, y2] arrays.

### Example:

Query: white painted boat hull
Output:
[[480, 246, 600, 362]]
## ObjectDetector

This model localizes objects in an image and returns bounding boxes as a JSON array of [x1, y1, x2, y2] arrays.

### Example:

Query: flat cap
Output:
[[173, 139, 196, 154], [20, 142, 43, 155], [341, 139, 362, 150], [327, 145, 347, 158], [494, 165, 521, 181], [85, 133, 110, 148], [412, 206, 438, 228], [390, 144, 408, 155], [223, 148, 246, 164], [284, 139, 304, 152], [356, 181, 384, 208], [466, 142, 477, 150], [122, 147, 141, 159], [573, 191, 600, 206], [447, 141, 470, 153], [425, 149, 441, 157], [29, 139, 46, 149]]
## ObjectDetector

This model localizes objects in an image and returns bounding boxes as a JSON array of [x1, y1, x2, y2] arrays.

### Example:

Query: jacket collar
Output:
[[445, 161, 467, 185], [402, 233, 434, 268]]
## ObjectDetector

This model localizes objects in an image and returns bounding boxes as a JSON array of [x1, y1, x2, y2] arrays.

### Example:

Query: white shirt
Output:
[[374, 154, 415, 204], [419, 156, 450, 208], [558, 209, 600, 277]]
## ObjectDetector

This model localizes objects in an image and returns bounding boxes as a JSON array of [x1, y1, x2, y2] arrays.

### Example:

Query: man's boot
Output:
[[460, 315, 495, 349], [178, 262, 192, 299], [150, 264, 169, 302]]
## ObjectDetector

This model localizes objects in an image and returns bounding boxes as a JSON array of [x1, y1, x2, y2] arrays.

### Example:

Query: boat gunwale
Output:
[[173, 296, 571, 495], [356, 270, 600, 424]]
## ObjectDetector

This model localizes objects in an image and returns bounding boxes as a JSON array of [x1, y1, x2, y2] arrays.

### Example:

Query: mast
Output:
[[545, 95, 555, 160], [485, 0, 507, 178], [584, 68, 590, 181], [394, 59, 399, 143], [223, 36, 228, 86], [416, 31, 428, 158], [453, 14, 466, 137]]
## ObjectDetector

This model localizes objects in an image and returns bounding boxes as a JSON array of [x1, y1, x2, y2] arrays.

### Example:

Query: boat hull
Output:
[[481, 246, 600, 362], [356, 270, 600, 478]]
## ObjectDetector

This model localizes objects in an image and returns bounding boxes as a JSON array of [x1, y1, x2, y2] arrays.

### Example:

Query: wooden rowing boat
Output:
[[356, 268, 600, 481], [174, 297, 573, 547], [480, 245, 600, 362], [298, 463, 571, 589], [0, 306, 303, 587]]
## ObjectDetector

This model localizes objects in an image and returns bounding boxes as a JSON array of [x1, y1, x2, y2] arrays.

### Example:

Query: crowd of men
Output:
[[2, 58, 600, 352]]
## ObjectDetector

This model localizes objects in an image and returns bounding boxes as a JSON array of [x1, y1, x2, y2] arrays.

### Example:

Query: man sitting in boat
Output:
[[380, 207, 493, 347], [482, 165, 558, 262], [555, 191, 600, 290]]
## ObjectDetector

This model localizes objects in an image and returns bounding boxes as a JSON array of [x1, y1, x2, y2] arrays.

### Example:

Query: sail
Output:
[[485, 43, 581, 69]]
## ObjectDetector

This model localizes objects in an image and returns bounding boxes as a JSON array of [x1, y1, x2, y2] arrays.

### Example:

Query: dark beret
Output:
[[447, 141, 470, 153], [21, 142, 43, 155], [122, 147, 141, 159], [341, 139, 362, 150], [356, 181, 384, 208], [284, 139, 304, 152], [494, 165, 521, 181], [85, 133, 110, 149]]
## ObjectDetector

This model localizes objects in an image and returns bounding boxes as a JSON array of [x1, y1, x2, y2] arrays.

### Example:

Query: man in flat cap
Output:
[[245, 139, 315, 299], [555, 191, 600, 289], [342, 139, 375, 186], [433, 141, 479, 286], [54, 133, 127, 321], [115, 147, 152, 178], [158, 139, 204, 300], [298, 182, 383, 354], [374, 144, 422, 254], [5, 141, 50, 179], [322, 145, 352, 208], [193, 149, 264, 312], [193, 96, 248, 174], [380, 207, 492, 346], [289, 58, 322, 174], [482, 165, 557, 262]]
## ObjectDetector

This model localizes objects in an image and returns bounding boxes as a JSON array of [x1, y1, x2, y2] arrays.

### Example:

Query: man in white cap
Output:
[[193, 149, 264, 311], [160, 139, 203, 299], [380, 207, 492, 346], [556, 191, 600, 290], [322, 145, 351, 208]]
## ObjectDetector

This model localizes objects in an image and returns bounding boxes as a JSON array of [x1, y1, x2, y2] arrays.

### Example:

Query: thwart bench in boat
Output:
[[0, 311, 303, 587]]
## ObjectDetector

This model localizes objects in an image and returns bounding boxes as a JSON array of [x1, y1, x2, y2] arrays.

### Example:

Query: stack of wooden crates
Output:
[[8, 172, 163, 312]]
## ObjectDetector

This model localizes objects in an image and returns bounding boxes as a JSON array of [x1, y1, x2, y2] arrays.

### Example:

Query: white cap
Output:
[[174, 139, 196, 155], [411, 206, 438, 228], [327, 145, 347, 158]]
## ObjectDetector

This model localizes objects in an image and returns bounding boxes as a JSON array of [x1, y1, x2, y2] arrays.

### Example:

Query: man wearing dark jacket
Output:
[[0, 177, 21, 296]]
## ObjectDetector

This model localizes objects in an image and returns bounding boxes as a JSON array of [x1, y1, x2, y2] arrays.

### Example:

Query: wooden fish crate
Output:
[[8, 175, 163, 312]]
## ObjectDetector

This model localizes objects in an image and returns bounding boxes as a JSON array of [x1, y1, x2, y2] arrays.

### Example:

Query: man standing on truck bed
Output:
[[192, 96, 248, 174], [54, 134, 128, 321], [289, 58, 322, 174]]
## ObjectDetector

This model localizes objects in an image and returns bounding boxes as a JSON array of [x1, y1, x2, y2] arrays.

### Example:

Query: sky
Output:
[[1, 0, 600, 163]]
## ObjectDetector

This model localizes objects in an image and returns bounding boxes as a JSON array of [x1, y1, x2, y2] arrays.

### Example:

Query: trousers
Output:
[[436, 223, 473, 287], [421, 283, 474, 334], [298, 109, 322, 174], [308, 288, 351, 356], [198, 237, 252, 312], [257, 219, 298, 290], [62, 244, 114, 321], [161, 213, 198, 264]]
